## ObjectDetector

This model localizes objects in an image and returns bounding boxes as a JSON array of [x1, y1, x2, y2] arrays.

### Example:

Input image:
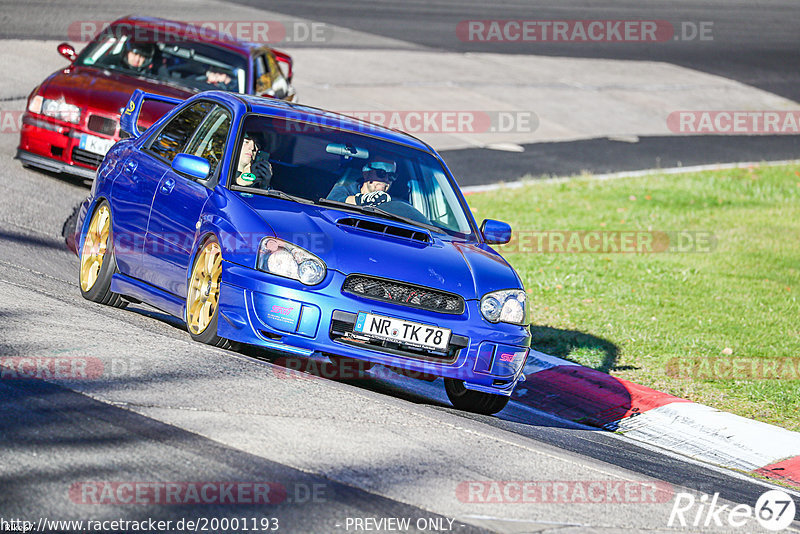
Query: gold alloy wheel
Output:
[[187, 240, 222, 335], [79, 205, 110, 292]]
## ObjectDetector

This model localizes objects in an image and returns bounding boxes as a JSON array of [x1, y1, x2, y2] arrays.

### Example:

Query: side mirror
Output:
[[480, 219, 512, 244], [172, 153, 210, 180], [57, 42, 77, 62]]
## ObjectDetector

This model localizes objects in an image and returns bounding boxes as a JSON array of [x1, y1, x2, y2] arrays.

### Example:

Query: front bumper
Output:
[[16, 149, 97, 180], [17, 112, 114, 179], [216, 262, 531, 396]]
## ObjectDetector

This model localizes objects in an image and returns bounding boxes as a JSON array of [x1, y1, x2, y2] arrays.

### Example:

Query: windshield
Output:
[[229, 115, 476, 239], [75, 30, 247, 94]]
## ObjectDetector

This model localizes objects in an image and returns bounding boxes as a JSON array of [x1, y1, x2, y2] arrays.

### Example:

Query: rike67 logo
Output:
[[668, 489, 796, 531]]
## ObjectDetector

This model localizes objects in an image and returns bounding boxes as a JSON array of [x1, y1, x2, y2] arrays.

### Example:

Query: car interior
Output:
[[226, 116, 473, 237]]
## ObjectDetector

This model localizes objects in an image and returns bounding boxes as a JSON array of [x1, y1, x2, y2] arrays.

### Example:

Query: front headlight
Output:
[[40, 98, 81, 124], [28, 95, 43, 114], [480, 289, 527, 325], [257, 238, 326, 285]]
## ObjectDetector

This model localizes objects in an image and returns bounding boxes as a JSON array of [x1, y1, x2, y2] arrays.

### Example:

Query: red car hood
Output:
[[38, 66, 193, 124]]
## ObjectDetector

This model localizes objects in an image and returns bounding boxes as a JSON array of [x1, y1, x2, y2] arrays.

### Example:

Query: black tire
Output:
[[444, 378, 510, 415], [189, 301, 234, 349], [78, 201, 127, 308], [62, 201, 81, 255], [186, 236, 236, 350]]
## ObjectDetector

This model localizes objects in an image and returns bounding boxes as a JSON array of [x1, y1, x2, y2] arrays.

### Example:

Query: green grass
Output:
[[467, 164, 800, 431]]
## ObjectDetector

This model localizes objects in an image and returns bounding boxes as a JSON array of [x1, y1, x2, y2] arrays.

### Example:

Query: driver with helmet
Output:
[[120, 40, 157, 73], [327, 157, 397, 206]]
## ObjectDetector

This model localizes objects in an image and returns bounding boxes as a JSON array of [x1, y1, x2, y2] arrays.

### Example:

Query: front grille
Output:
[[329, 310, 467, 364], [342, 275, 465, 315], [71, 147, 103, 168], [87, 114, 117, 136]]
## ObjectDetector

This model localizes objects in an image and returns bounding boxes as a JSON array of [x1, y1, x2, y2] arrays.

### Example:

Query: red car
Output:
[[18, 16, 295, 179]]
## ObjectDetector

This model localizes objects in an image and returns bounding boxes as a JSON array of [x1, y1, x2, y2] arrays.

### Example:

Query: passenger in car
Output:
[[203, 67, 236, 90], [233, 133, 272, 188]]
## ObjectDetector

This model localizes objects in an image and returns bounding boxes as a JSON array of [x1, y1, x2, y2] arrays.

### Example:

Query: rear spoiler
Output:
[[120, 89, 184, 139]]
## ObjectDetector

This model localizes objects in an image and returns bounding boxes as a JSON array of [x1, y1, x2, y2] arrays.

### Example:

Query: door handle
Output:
[[160, 178, 176, 195]]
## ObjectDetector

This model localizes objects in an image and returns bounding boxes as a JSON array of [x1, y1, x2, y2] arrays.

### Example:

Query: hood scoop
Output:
[[336, 217, 430, 244]]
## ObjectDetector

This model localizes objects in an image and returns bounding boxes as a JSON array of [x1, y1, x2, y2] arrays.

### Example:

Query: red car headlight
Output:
[[38, 97, 81, 124], [28, 95, 43, 114]]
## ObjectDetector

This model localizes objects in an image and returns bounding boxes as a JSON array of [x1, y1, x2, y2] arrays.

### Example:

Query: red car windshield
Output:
[[75, 33, 247, 94]]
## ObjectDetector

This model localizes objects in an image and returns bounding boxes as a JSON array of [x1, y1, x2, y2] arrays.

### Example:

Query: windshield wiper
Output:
[[240, 188, 314, 204], [316, 198, 443, 234], [263, 189, 315, 204]]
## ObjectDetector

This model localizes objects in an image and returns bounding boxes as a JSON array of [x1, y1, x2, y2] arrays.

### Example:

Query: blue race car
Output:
[[76, 89, 530, 414]]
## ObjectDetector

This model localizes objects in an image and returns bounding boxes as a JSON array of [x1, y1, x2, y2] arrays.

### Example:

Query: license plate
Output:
[[79, 134, 115, 156], [354, 312, 451, 351]]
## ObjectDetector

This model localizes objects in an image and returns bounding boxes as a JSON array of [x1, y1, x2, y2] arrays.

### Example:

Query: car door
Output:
[[143, 104, 232, 298], [131, 100, 214, 289], [265, 52, 291, 100], [110, 148, 168, 280], [252, 51, 289, 100]]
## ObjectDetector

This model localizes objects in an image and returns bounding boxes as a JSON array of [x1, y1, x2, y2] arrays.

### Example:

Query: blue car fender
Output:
[[205, 189, 276, 268]]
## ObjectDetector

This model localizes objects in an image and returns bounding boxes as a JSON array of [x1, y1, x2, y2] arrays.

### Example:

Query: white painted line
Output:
[[517, 351, 800, 486], [616, 402, 800, 473], [484, 143, 525, 152], [461, 159, 800, 194]]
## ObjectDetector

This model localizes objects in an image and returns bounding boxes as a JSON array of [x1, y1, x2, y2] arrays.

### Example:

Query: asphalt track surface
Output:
[[3, 1, 800, 180], [1, 1, 800, 532], [227, 0, 800, 180], [447, 135, 800, 187]]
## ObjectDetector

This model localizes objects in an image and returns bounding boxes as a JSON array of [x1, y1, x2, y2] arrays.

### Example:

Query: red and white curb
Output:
[[512, 350, 800, 489]]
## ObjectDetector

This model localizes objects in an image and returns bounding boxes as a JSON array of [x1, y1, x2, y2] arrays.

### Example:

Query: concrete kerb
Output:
[[514, 350, 800, 490]]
